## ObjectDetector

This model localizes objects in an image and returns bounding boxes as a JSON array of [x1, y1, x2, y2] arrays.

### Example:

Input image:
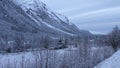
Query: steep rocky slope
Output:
[[0, 0, 92, 48], [0, 0, 83, 36]]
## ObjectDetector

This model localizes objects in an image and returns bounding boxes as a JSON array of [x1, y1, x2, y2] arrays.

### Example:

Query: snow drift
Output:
[[94, 50, 120, 68]]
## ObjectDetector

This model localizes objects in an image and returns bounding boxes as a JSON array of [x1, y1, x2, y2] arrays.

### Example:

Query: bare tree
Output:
[[2, 34, 8, 46], [64, 38, 69, 48], [14, 34, 24, 52], [7, 59, 10, 68], [79, 36, 90, 68], [14, 60, 17, 68], [20, 55, 25, 68], [74, 36, 81, 47], [107, 25, 120, 51], [33, 50, 43, 68], [42, 36, 51, 49]]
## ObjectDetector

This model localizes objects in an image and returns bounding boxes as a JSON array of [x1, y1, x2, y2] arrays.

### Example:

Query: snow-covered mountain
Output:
[[0, 0, 92, 38]]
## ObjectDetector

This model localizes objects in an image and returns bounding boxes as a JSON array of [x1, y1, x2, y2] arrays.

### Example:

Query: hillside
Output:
[[94, 50, 120, 68]]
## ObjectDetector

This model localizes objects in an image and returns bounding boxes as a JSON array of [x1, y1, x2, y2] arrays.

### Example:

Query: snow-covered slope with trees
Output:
[[11, 0, 81, 36], [0, 0, 86, 37], [94, 50, 120, 68]]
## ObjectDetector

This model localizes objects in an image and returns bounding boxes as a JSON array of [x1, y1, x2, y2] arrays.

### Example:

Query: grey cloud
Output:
[[41, 0, 120, 34]]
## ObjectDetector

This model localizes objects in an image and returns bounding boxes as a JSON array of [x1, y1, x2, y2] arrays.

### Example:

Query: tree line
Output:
[[107, 25, 120, 51]]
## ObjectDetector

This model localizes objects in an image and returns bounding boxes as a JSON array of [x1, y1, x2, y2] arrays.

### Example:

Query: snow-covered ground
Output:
[[94, 50, 120, 68], [0, 48, 79, 68], [0, 46, 113, 68]]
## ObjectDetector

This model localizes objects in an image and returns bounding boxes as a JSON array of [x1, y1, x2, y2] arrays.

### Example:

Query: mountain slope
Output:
[[11, 0, 82, 36], [0, 0, 82, 37]]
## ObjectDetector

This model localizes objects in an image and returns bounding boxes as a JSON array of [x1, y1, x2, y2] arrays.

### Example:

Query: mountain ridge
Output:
[[0, 0, 92, 38]]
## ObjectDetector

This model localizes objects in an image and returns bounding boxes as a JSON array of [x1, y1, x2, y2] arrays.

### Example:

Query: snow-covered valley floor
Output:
[[0, 46, 113, 68], [0, 48, 79, 68]]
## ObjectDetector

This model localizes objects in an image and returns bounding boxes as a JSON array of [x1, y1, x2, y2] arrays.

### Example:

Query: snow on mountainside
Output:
[[55, 12, 72, 25], [11, 0, 79, 36], [94, 50, 120, 68], [0, 0, 92, 38], [13, 0, 71, 24], [12, 0, 45, 11]]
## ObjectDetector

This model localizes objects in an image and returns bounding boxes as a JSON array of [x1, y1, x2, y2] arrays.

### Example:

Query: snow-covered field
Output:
[[0, 46, 113, 68], [94, 50, 120, 68], [0, 48, 79, 68]]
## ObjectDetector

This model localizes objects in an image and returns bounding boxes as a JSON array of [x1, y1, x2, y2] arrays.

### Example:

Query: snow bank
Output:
[[94, 50, 120, 68]]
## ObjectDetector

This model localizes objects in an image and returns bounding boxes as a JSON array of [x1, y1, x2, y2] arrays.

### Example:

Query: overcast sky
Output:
[[41, 0, 120, 34]]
